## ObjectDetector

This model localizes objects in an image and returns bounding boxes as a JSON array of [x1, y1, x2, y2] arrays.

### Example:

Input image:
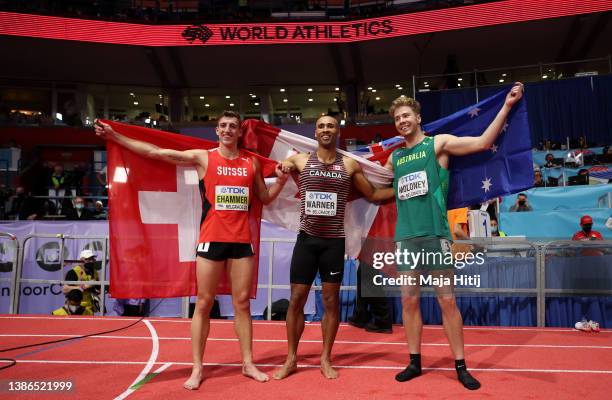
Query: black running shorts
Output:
[[196, 242, 254, 261], [290, 231, 345, 285]]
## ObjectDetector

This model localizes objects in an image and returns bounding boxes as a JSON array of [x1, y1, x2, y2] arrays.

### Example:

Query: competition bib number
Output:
[[305, 191, 337, 216], [215, 186, 249, 211], [397, 171, 428, 200]]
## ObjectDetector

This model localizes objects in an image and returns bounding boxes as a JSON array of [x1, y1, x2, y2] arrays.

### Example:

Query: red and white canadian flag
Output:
[[241, 120, 393, 258], [106, 119, 393, 299]]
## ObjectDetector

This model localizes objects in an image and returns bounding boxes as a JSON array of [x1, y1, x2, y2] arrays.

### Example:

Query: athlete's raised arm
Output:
[[94, 119, 208, 167]]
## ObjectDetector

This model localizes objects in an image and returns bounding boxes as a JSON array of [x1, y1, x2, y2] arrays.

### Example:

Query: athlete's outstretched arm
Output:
[[437, 82, 524, 156], [279, 155, 297, 173], [349, 159, 394, 202], [94, 119, 207, 167], [253, 157, 289, 205], [279, 153, 310, 174]]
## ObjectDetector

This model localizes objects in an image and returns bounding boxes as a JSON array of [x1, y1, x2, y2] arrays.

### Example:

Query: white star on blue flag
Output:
[[481, 177, 492, 192], [468, 107, 481, 118]]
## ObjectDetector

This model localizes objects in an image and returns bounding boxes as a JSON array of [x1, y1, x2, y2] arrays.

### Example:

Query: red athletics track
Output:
[[0, 315, 611, 400]]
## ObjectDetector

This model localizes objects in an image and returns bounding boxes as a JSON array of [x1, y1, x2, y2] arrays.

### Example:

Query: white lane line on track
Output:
[[114, 320, 159, 400], [2, 333, 612, 349], [3, 359, 612, 374], [154, 362, 172, 374], [1, 316, 609, 333]]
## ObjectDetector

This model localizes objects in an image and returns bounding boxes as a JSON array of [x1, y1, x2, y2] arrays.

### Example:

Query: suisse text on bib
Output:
[[305, 191, 337, 216], [398, 171, 429, 200], [215, 186, 249, 210]]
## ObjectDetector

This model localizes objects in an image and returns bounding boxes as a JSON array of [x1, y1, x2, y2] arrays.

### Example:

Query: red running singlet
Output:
[[198, 148, 254, 244]]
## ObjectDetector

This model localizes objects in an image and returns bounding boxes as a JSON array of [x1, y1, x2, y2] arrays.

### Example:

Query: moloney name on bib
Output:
[[398, 171, 428, 200]]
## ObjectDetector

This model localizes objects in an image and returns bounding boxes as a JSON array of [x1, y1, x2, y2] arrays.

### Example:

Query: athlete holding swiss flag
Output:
[[95, 111, 288, 390]]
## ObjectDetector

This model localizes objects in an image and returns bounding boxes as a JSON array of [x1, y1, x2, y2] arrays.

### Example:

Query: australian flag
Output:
[[355, 88, 534, 209]]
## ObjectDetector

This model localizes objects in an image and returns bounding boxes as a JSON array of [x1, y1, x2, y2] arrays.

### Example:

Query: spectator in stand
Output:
[[543, 153, 560, 168], [572, 215, 605, 256], [30, 199, 58, 220], [93, 200, 108, 220], [533, 169, 545, 187], [572, 215, 603, 241], [576, 168, 590, 185], [63, 196, 95, 220], [50, 164, 68, 192], [490, 217, 506, 237], [509, 193, 533, 212], [6, 186, 38, 220], [49, 163, 70, 213]]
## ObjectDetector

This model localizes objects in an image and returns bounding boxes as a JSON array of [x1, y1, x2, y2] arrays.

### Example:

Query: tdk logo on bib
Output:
[[309, 192, 333, 200], [305, 191, 337, 216], [215, 185, 249, 211], [221, 187, 247, 195], [405, 172, 422, 182]]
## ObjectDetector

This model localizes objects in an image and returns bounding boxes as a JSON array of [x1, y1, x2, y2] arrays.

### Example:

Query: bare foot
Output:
[[272, 359, 297, 380], [320, 359, 338, 379], [242, 363, 269, 382], [183, 368, 203, 390]]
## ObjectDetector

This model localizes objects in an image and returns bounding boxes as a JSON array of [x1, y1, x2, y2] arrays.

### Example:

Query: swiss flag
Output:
[[105, 120, 277, 299]]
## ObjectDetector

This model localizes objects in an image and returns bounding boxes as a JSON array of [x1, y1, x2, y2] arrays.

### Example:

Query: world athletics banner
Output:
[[1, 1, 612, 46]]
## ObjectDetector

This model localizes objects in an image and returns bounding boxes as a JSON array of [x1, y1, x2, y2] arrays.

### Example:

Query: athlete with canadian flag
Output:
[[273, 115, 390, 380]]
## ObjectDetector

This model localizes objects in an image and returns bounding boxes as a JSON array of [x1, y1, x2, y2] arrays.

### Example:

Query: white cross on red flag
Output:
[[105, 120, 277, 299]]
